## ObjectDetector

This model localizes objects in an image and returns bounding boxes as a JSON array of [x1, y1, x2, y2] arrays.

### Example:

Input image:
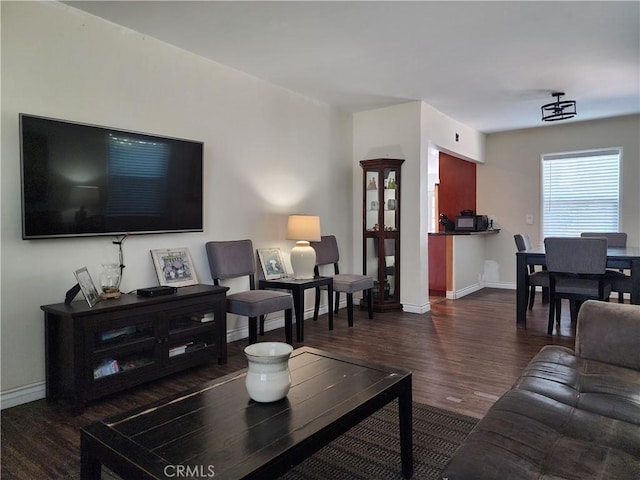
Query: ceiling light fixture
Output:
[[541, 92, 577, 122]]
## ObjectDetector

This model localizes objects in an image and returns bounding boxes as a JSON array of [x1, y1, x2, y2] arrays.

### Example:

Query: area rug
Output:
[[279, 401, 478, 480], [100, 401, 476, 480]]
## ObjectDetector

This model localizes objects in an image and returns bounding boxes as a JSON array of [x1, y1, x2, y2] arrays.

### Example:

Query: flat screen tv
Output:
[[20, 114, 204, 239]]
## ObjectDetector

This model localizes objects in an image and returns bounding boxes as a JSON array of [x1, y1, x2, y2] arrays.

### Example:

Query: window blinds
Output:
[[542, 149, 620, 238]]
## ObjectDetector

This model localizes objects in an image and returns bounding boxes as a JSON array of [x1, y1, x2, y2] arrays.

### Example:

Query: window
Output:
[[542, 148, 621, 238]]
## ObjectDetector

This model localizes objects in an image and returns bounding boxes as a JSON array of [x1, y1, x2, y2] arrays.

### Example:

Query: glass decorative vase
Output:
[[244, 342, 293, 403], [100, 263, 121, 299]]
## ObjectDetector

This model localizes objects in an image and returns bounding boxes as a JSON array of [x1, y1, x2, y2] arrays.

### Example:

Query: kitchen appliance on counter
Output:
[[455, 210, 489, 232]]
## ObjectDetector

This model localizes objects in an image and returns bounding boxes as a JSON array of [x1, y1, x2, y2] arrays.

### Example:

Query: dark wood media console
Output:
[[41, 284, 228, 413]]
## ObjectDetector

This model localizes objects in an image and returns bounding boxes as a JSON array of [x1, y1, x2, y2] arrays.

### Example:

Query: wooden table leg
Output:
[[398, 381, 413, 479], [292, 288, 304, 342], [631, 259, 640, 305], [516, 254, 528, 327], [80, 433, 102, 480]]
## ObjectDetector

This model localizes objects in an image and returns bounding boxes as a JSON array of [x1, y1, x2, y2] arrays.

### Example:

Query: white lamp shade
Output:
[[286, 215, 321, 279], [286, 215, 321, 242]]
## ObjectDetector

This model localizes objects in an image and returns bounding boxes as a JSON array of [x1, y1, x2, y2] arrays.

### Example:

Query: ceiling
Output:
[[65, 1, 640, 133]]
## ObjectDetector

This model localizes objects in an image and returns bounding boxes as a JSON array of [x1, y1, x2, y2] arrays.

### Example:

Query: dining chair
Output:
[[544, 237, 611, 335], [580, 232, 632, 303], [310, 235, 374, 327], [205, 239, 294, 345], [514, 234, 549, 310]]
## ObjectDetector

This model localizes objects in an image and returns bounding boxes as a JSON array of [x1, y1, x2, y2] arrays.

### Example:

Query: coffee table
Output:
[[80, 346, 413, 479]]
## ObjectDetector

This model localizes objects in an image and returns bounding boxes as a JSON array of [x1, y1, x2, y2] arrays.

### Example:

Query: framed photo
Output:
[[74, 267, 101, 307], [150, 248, 198, 287], [257, 248, 288, 280]]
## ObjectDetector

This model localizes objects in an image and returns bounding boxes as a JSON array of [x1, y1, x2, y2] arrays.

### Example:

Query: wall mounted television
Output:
[[20, 114, 204, 239]]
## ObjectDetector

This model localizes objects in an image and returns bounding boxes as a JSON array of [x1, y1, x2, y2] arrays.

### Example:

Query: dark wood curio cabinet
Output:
[[360, 158, 404, 311]]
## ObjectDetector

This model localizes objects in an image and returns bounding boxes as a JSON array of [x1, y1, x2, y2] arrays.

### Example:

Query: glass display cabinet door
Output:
[[361, 158, 404, 311], [365, 170, 380, 232], [383, 238, 398, 300], [383, 167, 399, 232]]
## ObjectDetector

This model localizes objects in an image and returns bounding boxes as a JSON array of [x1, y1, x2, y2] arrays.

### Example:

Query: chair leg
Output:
[[248, 317, 258, 345], [541, 286, 549, 304], [284, 308, 293, 345], [346, 293, 354, 327], [259, 315, 265, 336], [334, 291, 340, 314], [313, 286, 321, 321], [528, 285, 536, 310], [547, 299, 556, 335], [570, 300, 580, 323], [367, 288, 374, 319], [618, 292, 624, 303]]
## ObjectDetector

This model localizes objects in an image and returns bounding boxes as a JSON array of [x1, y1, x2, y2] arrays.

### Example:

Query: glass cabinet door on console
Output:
[[41, 284, 227, 413], [361, 158, 404, 311]]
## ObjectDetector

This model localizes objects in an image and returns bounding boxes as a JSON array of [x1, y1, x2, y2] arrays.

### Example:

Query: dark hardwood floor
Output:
[[1, 288, 575, 479]]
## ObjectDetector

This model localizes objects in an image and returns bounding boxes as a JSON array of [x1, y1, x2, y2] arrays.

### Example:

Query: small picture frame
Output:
[[151, 248, 198, 287], [74, 267, 101, 307], [257, 248, 288, 280]]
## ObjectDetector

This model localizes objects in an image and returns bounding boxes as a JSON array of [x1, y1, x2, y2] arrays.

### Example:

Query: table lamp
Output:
[[286, 215, 321, 279]]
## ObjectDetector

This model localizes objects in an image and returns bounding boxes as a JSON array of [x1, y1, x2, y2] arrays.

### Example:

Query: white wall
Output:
[[478, 114, 640, 287], [421, 102, 486, 241], [450, 235, 488, 299], [352, 102, 428, 313], [1, 2, 352, 405], [353, 102, 486, 312], [421, 102, 486, 164]]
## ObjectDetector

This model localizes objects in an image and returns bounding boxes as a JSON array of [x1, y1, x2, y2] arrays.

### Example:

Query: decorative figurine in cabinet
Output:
[[360, 158, 404, 311]]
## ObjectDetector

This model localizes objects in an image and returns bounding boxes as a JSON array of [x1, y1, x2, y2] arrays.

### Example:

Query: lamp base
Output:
[[290, 241, 316, 279]]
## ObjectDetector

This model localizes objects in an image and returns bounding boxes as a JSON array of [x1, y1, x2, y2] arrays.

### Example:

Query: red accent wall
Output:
[[428, 235, 446, 294], [429, 153, 477, 296], [438, 152, 476, 221]]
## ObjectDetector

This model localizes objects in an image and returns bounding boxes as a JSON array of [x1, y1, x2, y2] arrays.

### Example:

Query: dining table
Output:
[[516, 245, 640, 326]]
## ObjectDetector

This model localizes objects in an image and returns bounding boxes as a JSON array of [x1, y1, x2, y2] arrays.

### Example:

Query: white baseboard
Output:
[[482, 282, 629, 302], [402, 302, 431, 314], [484, 281, 516, 290], [1, 381, 46, 410], [447, 282, 484, 299]]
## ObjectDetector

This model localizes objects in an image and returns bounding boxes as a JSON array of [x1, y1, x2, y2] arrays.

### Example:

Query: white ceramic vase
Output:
[[244, 342, 293, 403]]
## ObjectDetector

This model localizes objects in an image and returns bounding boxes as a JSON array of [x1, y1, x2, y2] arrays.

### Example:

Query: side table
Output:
[[259, 276, 333, 342]]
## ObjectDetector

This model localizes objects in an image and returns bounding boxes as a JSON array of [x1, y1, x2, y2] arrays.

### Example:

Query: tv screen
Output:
[[20, 114, 204, 239]]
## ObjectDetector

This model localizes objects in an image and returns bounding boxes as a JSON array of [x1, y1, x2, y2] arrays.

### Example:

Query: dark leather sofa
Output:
[[442, 300, 640, 479]]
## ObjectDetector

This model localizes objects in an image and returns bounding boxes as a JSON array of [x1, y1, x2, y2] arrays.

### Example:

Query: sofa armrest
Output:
[[575, 300, 640, 370]]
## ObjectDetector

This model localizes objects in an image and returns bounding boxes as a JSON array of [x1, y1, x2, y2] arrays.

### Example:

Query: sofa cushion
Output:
[[442, 389, 640, 480], [332, 273, 374, 293], [575, 300, 640, 370], [513, 345, 640, 425]]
